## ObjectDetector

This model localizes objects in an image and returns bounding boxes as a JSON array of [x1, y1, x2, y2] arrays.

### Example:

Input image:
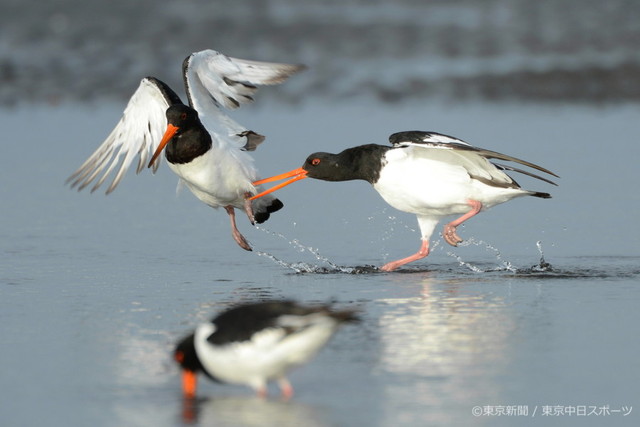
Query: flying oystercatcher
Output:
[[250, 130, 558, 271], [67, 49, 305, 250], [174, 300, 358, 399]]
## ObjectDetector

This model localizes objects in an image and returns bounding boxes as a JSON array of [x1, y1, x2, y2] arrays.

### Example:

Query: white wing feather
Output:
[[67, 78, 171, 194], [184, 50, 305, 142], [389, 130, 557, 186]]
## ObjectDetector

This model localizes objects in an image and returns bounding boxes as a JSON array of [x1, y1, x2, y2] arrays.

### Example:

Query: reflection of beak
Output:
[[148, 124, 179, 168], [250, 167, 308, 200], [182, 370, 198, 399]]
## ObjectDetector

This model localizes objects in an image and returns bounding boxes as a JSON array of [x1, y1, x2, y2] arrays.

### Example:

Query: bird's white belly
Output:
[[167, 149, 256, 209], [374, 158, 526, 216], [195, 322, 336, 389]]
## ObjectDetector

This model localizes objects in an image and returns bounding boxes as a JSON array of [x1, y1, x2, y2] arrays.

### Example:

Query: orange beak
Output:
[[250, 167, 308, 200], [148, 124, 180, 168], [181, 370, 198, 399]]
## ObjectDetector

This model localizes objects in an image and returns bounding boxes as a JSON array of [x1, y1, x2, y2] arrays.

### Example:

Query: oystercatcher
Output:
[[67, 49, 305, 251], [174, 300, 358, 399], [250, 130, 558, 271]]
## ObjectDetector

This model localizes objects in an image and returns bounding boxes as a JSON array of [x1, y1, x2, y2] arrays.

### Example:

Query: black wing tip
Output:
[[494, 162, 559, 186], [143, 76, 183, 106], [290, 63, 308, 74]]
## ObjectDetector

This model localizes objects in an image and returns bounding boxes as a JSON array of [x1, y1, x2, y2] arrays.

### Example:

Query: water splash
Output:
[[254, 226, 555, 276], [446, 251, 485, 273], [528, 241, 554, 272], [256, 226, 340, 268], [254, 226, 377, 274], [444, 236, 517, 272]]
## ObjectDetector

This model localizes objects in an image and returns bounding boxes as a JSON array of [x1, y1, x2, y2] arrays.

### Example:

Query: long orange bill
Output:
[[250, 167, 308, 200], [182, 370, 198, 399], [148, 124, 180, 168]]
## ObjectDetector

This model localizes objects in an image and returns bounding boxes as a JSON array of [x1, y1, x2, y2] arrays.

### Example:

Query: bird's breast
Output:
[[167, 147, 256, 208]]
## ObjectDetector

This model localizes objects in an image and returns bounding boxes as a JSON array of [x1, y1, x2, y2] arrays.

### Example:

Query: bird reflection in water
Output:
[[179, 395, 330, 426]]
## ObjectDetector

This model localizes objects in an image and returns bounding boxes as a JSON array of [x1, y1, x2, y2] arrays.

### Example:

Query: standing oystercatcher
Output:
[[250, 130, 558, 271], [67, 49, 305, 250], [174, 300, 358, 399]]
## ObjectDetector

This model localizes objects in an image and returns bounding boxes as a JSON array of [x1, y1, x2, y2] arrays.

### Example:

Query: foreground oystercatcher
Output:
[[174, 300, 358, 399], [67, 49, 305, 250], [251, 130, 558, 271]]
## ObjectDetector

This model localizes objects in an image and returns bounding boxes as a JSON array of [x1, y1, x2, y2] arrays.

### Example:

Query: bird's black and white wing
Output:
[[204, 301, 356, 345], [67, 77, 182, 194], [389, 131, 558, 187], [183, 50, 306, 150]]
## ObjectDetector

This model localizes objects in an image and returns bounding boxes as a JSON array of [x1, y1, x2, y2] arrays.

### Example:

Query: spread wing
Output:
[[389, 130, 558, 187], [183, 49, 306, 150], [67, 77, 182, 194]]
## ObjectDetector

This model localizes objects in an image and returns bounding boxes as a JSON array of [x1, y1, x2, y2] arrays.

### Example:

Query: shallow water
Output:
[[1, 101, 639, 426]]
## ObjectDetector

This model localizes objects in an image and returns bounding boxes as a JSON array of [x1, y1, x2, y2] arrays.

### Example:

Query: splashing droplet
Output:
[[531, 241, 553, 272]]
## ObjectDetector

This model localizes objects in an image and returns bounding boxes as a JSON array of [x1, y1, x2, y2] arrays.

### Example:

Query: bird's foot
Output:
[[443, 200, 483, 247], [232, 230, 252, 252], [379, 240, 430, 271], [225, 206, 252, 251], [443, 224, 463, 247], [278, 378, 294, 401], [256, 385, 268, 399], [380, 261, 401, 272]]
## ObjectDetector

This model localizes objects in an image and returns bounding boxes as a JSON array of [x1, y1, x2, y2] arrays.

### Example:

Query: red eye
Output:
[[180, 112, 187, 120], [311, 158, 321, 166]]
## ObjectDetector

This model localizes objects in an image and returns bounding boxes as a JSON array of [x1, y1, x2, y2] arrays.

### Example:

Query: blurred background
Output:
[[2, 0, 640, 106]]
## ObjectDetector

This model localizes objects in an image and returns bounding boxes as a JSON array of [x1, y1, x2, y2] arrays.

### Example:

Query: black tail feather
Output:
[[531, 191, 552, 199], [254, 198, 284, 224]]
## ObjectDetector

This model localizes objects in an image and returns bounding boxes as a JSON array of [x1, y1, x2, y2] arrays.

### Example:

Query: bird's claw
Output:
[[443, 224, 463, 247]]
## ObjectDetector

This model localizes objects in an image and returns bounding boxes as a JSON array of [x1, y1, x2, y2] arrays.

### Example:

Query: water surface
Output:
[[1, 101, 639, 426]]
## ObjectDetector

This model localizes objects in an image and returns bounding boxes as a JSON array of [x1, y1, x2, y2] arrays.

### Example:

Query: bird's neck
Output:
[[334, 144, 390, 184], [165, 128, 212, 164]]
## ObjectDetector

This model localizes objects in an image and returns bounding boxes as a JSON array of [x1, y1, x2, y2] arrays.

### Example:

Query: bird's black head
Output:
[[174, 333, 203, 373], [148, 104, 211, 166], [165, 104, 202, 130], [301, 152, 345, 181]]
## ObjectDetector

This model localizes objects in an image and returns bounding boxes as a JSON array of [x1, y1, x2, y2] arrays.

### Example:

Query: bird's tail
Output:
[[252, 194, 284, 224], [328, 308, 360, 324], [530, 191, 552, 199]]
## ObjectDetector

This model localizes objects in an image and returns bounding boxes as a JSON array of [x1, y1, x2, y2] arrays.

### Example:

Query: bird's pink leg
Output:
[[243, 192, 256, 225], [443, 200, 482, 247], [278, 378, 294, 400], [380, 240, 430, 272], [224, 206, 252, 251], [256, 385, 268, 399]]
